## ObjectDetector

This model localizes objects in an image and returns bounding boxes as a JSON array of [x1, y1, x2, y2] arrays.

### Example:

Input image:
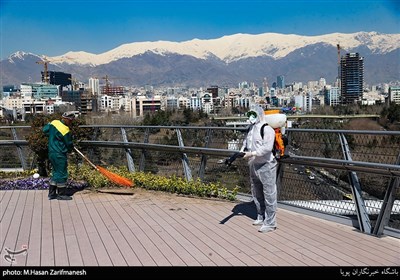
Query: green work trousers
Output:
[[49, 152, 68, 185]]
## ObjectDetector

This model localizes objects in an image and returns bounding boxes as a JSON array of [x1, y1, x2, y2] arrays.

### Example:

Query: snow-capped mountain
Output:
[[49, 31, 400, 65], [1, 31, 399, 87]]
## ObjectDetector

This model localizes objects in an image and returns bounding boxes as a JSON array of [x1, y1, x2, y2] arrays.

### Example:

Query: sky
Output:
[[0, 0, 399, 60]]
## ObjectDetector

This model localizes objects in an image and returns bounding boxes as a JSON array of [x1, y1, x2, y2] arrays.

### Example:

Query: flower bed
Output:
[[0, 177, 88, 191]]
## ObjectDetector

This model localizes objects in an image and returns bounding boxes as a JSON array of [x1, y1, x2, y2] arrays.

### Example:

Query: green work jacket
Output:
[[43, 120, 73, 154]]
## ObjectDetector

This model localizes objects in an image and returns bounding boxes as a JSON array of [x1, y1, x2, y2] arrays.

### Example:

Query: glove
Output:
[[225, 152, 246, 166], [243, 151, 256, 159]]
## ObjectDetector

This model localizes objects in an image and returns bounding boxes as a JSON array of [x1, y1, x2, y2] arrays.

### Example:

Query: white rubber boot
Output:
[[252, 215, 264, 225]]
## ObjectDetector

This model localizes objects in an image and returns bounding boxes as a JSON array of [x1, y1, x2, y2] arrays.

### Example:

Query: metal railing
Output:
[[0, 125, 399, 238]]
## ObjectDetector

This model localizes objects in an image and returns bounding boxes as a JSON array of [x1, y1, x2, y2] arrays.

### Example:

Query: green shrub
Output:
[[68, 164, 238, 201], [2, 162, 238, 201]]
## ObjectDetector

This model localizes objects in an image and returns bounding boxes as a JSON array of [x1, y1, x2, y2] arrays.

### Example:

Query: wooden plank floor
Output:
[[0, 188, 399, 267]]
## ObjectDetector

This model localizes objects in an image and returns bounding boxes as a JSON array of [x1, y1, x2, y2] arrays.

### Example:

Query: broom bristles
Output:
[[97, 166, 134, 188]]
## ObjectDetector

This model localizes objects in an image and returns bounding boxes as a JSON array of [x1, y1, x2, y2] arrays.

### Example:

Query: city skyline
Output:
[[1, 0, 399, 60]]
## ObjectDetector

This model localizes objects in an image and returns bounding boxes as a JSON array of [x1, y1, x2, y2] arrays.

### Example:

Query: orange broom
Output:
[[74, 147, 134, 188]]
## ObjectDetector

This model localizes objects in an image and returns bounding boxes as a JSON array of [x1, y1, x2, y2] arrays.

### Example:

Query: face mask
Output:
[[249, 115, 257, 124]]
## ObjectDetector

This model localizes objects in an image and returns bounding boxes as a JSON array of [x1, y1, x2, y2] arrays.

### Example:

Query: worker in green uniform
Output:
[[43, 111, 76, 200]]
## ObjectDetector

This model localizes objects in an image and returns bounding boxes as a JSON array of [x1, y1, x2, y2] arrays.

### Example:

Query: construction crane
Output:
[[102, 75, 112, 94], [336, 43, 344, 88], [95, 75, 128, 95], [36, 59, 51, 84], [36, 57, 70, 84], [68, 77, 80, 90]]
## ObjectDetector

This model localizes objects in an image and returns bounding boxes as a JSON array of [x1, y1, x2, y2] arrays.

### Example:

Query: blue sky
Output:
[[1, 0, 399, 59]]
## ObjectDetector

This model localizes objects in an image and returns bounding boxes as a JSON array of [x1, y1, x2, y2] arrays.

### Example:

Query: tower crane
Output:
[[337, 43, 341, 65], [36, 59, 51, 84], [36, 57, 71, 84], [102, 75, 112, 94], [336, 43, 343, 88], [95, 75, 128, 95], [68, 77, 80, 90]]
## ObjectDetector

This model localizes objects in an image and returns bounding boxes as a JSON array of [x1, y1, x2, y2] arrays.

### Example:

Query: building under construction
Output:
[[340, 52, 364, 105], [41, 71, 72, 87], [101, 85, 125, 95], [61, 89, 94, 114]]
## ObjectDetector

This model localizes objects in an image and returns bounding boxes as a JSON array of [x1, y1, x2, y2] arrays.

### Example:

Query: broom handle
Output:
[[74, 147, 99, 170]]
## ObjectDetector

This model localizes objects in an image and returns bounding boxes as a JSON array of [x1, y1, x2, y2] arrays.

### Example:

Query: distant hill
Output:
[[1, 31, 399, 87]]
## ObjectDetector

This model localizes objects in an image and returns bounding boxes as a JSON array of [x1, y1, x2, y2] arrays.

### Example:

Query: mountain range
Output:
[[1, 31, 399, 88]]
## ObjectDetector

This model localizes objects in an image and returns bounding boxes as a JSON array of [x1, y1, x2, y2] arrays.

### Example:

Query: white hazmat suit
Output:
[[241, 106, 278, 233]]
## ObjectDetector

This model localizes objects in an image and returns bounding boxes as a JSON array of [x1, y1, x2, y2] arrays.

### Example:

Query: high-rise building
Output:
[[89, 78, 100, 112], [262, 77, 269, 94], [325, 87, 341, 106], [44, 71, 72, 87], [89, 78, 100, 96], [277, 75, 285, 89], [340, 53, 364, 104], [389, 86, 400, 105]]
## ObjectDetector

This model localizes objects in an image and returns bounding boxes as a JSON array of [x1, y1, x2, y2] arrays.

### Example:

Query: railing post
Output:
[[121, 127, 135, 172], [339, 133, 372, 234], [11, 127, 26, 170], [139, 128, 149, 172], [176, 128, 192, 181], [198, 128, 212, 180], [88, 127, 100, 160], [373, 153, 400, 236]]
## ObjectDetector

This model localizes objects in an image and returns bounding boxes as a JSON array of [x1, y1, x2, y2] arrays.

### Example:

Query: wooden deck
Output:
[[1, 188, 399, 267]]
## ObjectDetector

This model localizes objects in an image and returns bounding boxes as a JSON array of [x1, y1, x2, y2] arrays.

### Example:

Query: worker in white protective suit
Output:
[[240, 106, 278, 233]]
